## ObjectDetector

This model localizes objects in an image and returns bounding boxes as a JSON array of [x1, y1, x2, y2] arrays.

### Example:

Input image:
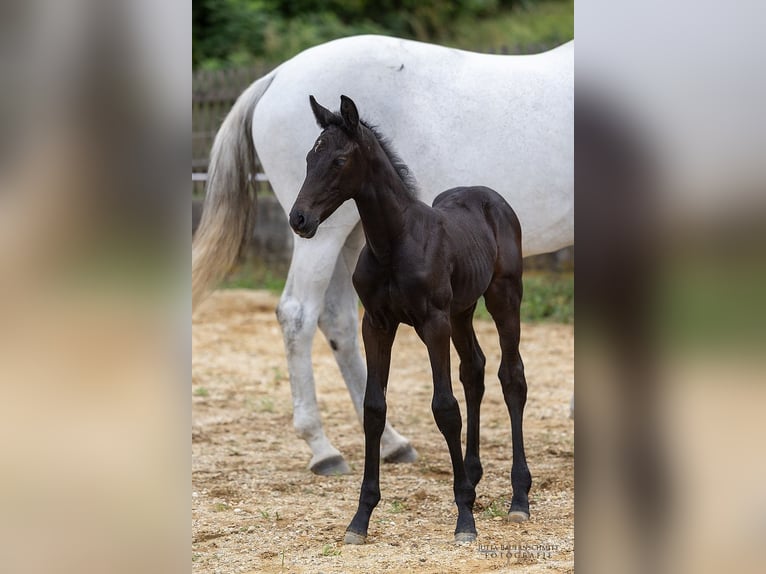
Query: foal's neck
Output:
[[353, 143, 420, 264]]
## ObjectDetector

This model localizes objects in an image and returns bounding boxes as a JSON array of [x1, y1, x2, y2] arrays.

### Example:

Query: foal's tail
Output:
[[192, 72, 276, 310]]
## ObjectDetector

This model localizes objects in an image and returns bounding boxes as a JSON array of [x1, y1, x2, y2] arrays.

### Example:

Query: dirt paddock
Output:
[[192, 290, 574, 573]]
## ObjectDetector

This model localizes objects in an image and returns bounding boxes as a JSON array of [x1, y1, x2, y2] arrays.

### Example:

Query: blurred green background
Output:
[[193, 0, 574, 68]]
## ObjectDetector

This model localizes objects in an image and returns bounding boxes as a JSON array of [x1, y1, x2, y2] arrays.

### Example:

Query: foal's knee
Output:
[[499, 357, 527, 400], [459, 354, 486, 386], [363, 396, 387, 436]]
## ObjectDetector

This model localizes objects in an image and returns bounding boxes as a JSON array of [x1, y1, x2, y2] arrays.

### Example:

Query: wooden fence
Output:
[[192, 64, 274, 197]]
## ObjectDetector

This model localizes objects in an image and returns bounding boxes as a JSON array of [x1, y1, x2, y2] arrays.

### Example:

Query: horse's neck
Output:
[[354, 161, 417, 264]]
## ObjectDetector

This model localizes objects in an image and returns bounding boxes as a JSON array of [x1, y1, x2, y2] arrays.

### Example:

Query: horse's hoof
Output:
[[454, 531, 477, 544], [506, 510, 530, 523], [383, 443, 418, 464], [310, 455, 351, 476], [344, 530, 367, 545]]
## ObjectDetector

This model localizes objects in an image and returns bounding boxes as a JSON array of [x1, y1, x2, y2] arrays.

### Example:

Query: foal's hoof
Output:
[[506, 510, 530, 523], [383, 443, 418, 464], [344, 530, 367, 545], [454, 531, 477, 544], [309, 455, 351, 476]]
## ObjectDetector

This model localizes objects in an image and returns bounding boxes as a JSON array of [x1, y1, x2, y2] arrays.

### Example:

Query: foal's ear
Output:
[[309, 95, 335, 129], [340, 95, 359, 133]]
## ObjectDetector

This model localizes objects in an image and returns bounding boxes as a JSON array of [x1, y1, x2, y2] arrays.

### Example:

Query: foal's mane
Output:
[[323, 108, 419, 199], [361, 120, 419, 200]]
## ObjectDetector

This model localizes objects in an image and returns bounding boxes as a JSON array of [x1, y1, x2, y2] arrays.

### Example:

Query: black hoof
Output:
[[454, 531, 477, 543], [383, 443, 418, 464], [344, 530, 367, 545], [506, 510, 530, 522], [507, 500, 530, 522], [310, 455, 351, 476]]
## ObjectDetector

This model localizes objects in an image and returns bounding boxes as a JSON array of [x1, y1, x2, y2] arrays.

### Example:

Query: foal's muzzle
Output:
[[289, 208, 319, 239]]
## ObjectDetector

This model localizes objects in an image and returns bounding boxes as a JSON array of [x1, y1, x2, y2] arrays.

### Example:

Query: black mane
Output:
[[320, 107, 420, 199], [361, 120, 419, 199]]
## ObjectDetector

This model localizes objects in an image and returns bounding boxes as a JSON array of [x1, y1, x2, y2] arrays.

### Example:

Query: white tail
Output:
[[192, 72, 276, 310]]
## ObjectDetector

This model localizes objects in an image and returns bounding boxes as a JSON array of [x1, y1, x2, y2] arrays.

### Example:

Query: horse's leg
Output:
[[484, 276, 532, 521], [418, 312, 477, 542], [450, 305, 486, 487], [276, 231, 351, 476], [317, 224, 416, 464], [345, 314, 397, 544]]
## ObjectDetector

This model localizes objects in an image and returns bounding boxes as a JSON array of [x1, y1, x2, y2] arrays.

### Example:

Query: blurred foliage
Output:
[[657, 251, 766, 353], [222, 257, 290, 292], [519, 272, 574, 323], [193, 0, 573, 69], [474, 271, 574, 324]]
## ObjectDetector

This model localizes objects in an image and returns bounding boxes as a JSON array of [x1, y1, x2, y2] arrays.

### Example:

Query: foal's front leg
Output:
[[418, 313, 478, 542], [318, 230, 416, 464], [345, 314, 397, 544]]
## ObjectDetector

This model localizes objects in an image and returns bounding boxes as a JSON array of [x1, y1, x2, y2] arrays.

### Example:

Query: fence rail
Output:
[[192, 64, 274, 196], [192, 172, 268, 182]]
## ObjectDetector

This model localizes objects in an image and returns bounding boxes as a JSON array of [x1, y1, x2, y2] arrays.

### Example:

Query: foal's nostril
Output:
[[289, 208, 318, 238], [290, 209, 306, 231]]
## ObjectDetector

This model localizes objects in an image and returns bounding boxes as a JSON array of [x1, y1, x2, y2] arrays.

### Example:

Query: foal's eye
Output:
[[333, 157, 347, 167]]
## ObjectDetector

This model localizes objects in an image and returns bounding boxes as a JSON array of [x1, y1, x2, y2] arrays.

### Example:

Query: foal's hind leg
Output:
[[318, 225, 416, 464], [418, 313, 477, 542], [485, 276, 532, 521], [450, 305, 486, 487]]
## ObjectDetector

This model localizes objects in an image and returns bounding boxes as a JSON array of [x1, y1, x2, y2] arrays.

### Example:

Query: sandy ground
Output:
[[192, 290, 574, 573]]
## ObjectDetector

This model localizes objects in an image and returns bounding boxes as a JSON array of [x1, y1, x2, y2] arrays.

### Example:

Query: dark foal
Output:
[[289, 95, 531, 544]]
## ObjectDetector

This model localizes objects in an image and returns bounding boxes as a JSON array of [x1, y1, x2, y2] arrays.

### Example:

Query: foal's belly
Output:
[[356, 262, 489, 328]]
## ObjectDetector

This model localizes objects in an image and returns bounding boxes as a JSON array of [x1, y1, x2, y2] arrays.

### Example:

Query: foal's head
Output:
[[289, 95, 372, 238]]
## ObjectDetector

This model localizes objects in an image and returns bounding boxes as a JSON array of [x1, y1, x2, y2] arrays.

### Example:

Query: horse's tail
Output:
[[192, 71, 276, 310]]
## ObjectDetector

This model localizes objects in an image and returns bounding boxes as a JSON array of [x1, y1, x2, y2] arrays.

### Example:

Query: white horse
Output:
[[192, 35, 573, 475]]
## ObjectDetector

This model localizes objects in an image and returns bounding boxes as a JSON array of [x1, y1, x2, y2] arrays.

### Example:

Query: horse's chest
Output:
[[355, 268, 428, 327]]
